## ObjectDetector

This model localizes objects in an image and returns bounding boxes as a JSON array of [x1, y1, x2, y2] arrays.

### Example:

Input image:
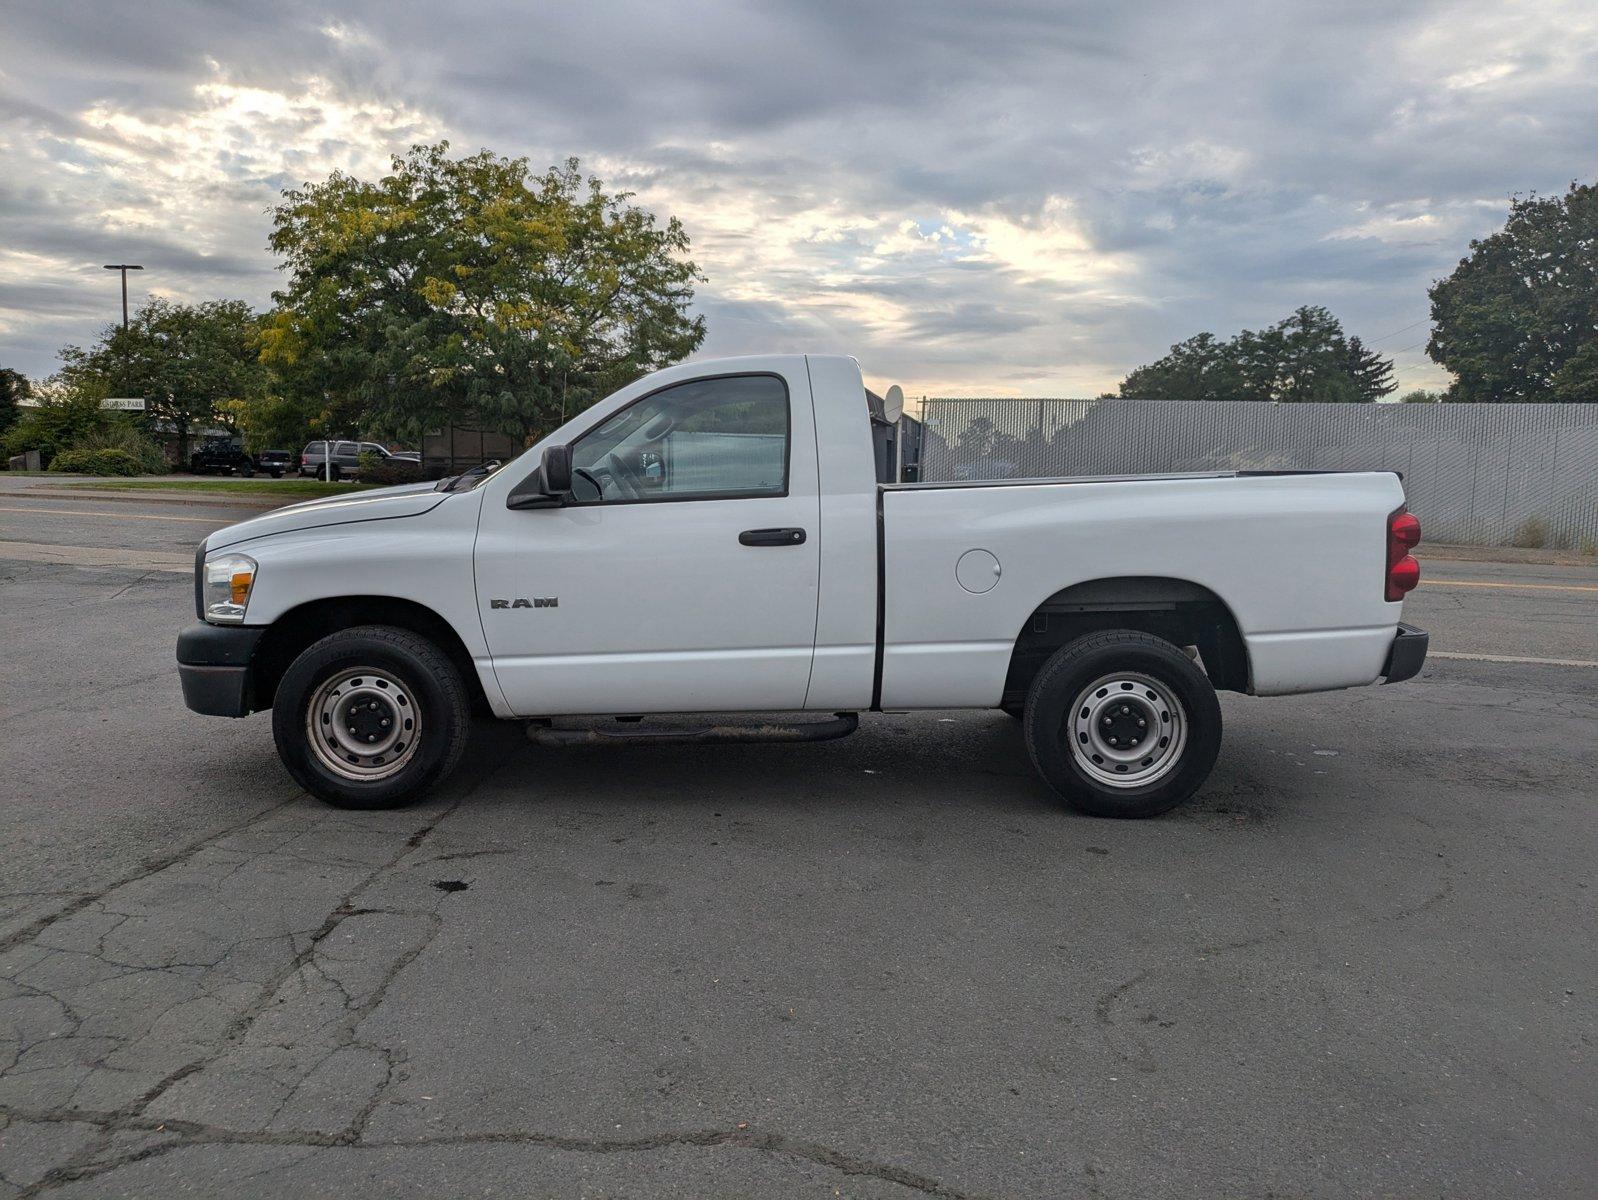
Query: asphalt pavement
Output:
[[1, 487, 1594, 1198]]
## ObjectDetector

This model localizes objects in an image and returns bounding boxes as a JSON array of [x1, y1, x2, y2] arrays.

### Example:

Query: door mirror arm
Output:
[[506, 445, 575, 510]]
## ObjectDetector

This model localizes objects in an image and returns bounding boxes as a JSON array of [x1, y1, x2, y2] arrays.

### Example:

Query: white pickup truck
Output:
[[178, 354, 1427, 818]]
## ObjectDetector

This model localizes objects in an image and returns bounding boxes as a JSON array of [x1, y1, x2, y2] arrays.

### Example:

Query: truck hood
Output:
[[205, 482, 448, 551]]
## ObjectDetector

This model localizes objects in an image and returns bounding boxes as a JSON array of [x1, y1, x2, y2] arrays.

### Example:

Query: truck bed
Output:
[[877, 469, 1408, 707]]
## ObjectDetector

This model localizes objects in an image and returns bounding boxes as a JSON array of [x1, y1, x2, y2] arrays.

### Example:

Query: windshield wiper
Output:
[[435, 460, 502, 493]]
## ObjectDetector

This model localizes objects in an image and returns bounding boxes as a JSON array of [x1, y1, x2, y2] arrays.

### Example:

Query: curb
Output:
[[1417, 543, 1598, 568], [7, 487, 291, 510]]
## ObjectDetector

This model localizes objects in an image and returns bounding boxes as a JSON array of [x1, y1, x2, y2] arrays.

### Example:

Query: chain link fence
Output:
[[915, 399, 1598, 550]]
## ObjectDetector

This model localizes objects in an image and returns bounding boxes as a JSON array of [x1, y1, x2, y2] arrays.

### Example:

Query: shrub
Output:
[[46, 448, 94, 473], [71, 422, 168, 473], [1511, 516, 1548, 549], [49, 447, 145, 476]]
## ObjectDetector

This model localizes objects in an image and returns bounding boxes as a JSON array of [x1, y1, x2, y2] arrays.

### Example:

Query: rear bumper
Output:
[[177, 623, 266, 717], [1381, 623, 1428, 684]]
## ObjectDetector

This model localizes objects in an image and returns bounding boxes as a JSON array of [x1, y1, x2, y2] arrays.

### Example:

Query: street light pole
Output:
[[102, 263, 143, 331], [102, 264, 144, 394]]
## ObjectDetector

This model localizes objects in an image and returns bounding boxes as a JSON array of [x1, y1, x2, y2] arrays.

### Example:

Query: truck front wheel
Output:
[[272, 626, 471, 809], [1023, 630, 1222, 818]]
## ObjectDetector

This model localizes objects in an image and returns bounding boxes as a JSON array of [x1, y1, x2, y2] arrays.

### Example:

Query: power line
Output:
[[1367, 319, 1431, 341]]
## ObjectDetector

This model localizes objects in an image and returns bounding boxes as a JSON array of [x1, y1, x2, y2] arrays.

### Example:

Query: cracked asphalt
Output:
[[1, 487, 1595, 1197]]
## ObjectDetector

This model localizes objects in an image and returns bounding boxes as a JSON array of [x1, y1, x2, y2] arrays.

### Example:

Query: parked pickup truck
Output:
[[177, 355, 1426, 818]]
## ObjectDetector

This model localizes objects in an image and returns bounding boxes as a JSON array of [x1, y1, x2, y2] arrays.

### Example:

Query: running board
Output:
[[526, 712, 859, 747]]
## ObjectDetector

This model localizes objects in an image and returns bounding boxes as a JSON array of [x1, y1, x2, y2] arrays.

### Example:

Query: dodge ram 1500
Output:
[[178, 354, 1426, 817]]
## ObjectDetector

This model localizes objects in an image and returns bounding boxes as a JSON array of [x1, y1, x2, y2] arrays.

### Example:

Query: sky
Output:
[[1, 1, 1594, 401]]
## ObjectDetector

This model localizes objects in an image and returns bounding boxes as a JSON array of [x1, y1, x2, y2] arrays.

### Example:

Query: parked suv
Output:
[[190, 439, 260, 477], [300, 440, 419, 480]]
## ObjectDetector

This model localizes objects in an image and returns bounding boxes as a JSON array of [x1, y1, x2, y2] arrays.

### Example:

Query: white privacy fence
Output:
[[916, 399, 1598, 549]]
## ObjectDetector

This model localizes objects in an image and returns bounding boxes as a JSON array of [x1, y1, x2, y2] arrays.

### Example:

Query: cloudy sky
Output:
[[2, 1, 1594, 399]]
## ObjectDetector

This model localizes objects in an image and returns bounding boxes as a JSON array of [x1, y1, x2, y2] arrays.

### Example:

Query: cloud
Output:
[[2, 0, 1594, 397]]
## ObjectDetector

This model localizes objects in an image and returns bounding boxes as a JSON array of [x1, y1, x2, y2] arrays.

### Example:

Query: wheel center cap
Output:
[[1101, 701, 1150, 747], [347, 696, 394, 740]]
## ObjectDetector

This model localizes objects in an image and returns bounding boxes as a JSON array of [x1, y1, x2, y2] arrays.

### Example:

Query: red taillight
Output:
[[1386, 510, 1421, 601]]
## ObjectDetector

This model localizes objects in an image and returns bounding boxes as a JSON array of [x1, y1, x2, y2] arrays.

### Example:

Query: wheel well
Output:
[[1002, 576, 1250, 706], [250, 596, 488, 714]]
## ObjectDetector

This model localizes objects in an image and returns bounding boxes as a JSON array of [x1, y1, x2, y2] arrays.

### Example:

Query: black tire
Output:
[[272, 626, 471, 809], [328, 464, 342, 482], [240, 464, 255, 478], [1023, 629, 1221, 818], [270, 469, 283, 479]]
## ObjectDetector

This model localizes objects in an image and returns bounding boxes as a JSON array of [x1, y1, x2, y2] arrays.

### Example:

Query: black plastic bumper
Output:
[[177, 623, 266, 717], [1381, 622, 1429, 684]]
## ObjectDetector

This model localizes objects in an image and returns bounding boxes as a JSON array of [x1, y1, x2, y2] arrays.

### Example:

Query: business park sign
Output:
[[14, 396, 145, 410]]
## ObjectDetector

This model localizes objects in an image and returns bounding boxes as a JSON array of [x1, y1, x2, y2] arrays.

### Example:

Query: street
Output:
[[2, 484, 1595, 1198]]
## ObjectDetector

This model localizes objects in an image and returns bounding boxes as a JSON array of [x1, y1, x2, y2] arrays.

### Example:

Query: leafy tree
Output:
[[1119, 332, 1245, 401], [57, 298, 267, 462], [262, 142, 706, 447], [1119, 306, 1395, 402], [1428, 181, 1598, 402], [0, 367, 29, 435], [1397, 388, 1445, 403], [2, 380, 112, 467]]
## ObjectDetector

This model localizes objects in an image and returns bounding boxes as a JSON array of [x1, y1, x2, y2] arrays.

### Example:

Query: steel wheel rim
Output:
[[306, 667, 420, 782], [1067, 671, 1187, 789]]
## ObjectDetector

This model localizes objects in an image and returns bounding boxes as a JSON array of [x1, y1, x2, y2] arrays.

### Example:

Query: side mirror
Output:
[[542, 444, 573, 494], [505, 444, 574, 510]]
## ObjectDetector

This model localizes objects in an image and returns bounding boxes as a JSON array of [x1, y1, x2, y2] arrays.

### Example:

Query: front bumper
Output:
[[1381, 622, 1429, 684], [177, 623, 266, 717]]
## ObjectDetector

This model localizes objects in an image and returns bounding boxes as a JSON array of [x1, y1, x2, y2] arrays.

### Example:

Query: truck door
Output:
[[475, 369, 821, 716]]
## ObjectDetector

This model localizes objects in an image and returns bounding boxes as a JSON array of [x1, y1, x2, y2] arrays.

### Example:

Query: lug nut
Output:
[[1137, 718, 1146, 728], [380, 718, 390, 728], [1107, 736, 1118, 746], [1102, 716, 1112, 726]]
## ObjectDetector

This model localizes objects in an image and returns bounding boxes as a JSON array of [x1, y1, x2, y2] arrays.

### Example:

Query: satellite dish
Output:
[[882, 385, 905, 423]]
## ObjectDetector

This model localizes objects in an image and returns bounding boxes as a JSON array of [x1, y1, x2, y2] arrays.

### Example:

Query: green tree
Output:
[[0, 366, 30, 435], [2, 380, 110, 467], [1119, 306, 1395, 402], [57, 298, 267, 462], [1119, 332, 1246, 401], [1428, 181, 1598, 402], [262, 142, 706, 448]]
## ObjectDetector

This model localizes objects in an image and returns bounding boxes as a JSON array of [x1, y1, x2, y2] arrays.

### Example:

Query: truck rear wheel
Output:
[[1023, 629, 1221, 818], [272, 626, 470, 809]]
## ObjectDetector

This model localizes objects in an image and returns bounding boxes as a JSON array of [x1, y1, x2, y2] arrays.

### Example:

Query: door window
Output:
[[570, 374, 788, 503]]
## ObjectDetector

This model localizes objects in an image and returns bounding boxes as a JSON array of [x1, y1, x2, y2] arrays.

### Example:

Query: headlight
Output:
[[202, 553, 257, 623]]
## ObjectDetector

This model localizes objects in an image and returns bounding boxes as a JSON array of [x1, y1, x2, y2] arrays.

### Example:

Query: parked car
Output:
[[300, 440, 420, 479], [255, 450, 293, 478], [179, 354, 1426, 817], [190, 439, 261, 477]]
